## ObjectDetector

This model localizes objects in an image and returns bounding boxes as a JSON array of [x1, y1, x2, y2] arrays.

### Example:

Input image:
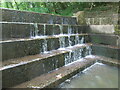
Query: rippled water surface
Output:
[[58, 62, 119, 88]]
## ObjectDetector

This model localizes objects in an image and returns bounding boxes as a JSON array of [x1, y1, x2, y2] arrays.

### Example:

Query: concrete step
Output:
[[0, 22, 88, 41], [12, 55, 119, 89], [96, 55, 120, 67], [89, 34, 120, 47], [1, 8, 77, 25], [1, 43, 92, 88], [91, 44, 120, 60], [1, 34, 89, 61]]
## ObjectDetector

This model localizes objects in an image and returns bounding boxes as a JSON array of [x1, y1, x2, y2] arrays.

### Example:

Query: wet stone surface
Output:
[[1, 23, 35, 40], [1, 8, 77, 25], [89, 34, 119, 47], [91, 44, 120, 60]]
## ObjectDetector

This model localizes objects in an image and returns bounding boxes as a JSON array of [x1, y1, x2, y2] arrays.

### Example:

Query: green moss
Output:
[[114, 25, 120, 36]]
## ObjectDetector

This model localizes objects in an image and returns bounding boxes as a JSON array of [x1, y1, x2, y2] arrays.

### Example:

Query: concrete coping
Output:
[[0, 33, 88, 43], [13, 55, 120, 88], [0, 43, 91, 71], [0, 8, 76, 18], [0, 21, 87, 27]]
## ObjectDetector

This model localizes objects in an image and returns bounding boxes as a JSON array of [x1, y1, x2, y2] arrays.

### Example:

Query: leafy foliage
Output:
[[0, 2, 118, 16]]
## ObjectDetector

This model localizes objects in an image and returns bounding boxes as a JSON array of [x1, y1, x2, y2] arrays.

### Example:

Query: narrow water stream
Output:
[[58, 62, 119, 88]]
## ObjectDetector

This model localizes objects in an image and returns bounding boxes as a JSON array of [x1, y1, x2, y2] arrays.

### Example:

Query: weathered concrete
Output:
[[13, 56, 97, 88], [89, 34, 120, 47], [12, 55, 120, 89], [0, 22, 35, 40], [1, 44, 91, 88], [96, 55, 120, 67], [88, 25, 115, 34], [1, 8, 77, 25], [1, 39, 44, 61], [1, 22, 89, 40], [1, 34, 89, 61], [91, 44, 120, 60]]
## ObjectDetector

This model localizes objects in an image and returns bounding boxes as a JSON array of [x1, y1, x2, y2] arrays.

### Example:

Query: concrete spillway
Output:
[[0, 8, 120, 89]]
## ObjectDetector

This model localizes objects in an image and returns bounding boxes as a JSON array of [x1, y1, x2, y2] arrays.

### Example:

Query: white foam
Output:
[[85, 55, 96, 58], [82, 62, 105, 73]]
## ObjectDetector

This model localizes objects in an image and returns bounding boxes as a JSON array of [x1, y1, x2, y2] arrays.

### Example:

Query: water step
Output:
[[89, 34, 120, 47], [1, 34, 89, 61], [13, 55, 119, 89], [91, 44, 120, 60], [1, 8, 77, 25], [0, 22, 88, 41], [1, 43, 92, 88], [96, 55, 120, 67], [13, 55, 98, 88]]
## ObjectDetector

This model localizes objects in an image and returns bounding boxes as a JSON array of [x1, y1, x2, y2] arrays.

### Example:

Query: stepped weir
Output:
[[0, 8, 120, 89]]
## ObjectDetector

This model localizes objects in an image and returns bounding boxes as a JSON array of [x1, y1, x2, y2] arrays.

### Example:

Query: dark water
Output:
[[58, 62, 119, 88]]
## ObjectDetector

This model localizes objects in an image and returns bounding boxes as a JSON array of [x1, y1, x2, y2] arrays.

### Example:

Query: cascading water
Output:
[[68, 25, 72, 34], [42, 38, 48, 53], [78, 48, 83, 59], [75, 35, 80, 45], [68, 36, 72, 47], [59, 25, 63, 35], [65, 51, 72, 65], [85, 46, 92, 56], [59, 37, 65, 48], [43, 24, 46, 36], [30, 23, 39, 38], [80, 37, 84, 44]]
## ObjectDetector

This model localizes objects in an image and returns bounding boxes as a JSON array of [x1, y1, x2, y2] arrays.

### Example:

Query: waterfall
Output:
[[43, 24, 46, 36], [59, 37, 65, 48], [85, 46, 92, 56], [68, 36, 72, 47], [59, 25, 63, 35], [78, 48, 83, 59], [30, 23, 39, 38], [34, 23, 39, 37], [30, 24, 35, 38], [68, 25, 72, 35], [75, 35, 79, 45], [43, 38, 48, 53], [65, 51, 72, 65], [80, 37, 84, 44]]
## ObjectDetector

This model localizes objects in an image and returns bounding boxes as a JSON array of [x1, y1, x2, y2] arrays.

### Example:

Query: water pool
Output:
[[58, 62, 119, 88]]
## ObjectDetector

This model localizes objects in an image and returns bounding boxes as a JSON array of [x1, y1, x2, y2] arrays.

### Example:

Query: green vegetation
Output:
[[0, 2, 118, 16], [114, 25, 120, 36]]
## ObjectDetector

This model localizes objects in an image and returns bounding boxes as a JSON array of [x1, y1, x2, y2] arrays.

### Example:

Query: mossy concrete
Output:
[[1, 44, 91, 88], [1, 8, 77, 25], [13, 56, 97, 88], [91, 44, 120, 60], [89, 34, 120, 47]]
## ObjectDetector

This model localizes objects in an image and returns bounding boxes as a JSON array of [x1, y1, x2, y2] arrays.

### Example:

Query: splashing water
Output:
[[80, 37, 84, 44], [68, 25, 72, 35], [34, 23, 39, 37], [65, 51, 72, 65], [85, 46, 92, 56], [59, 37, 65, 48], [75, 35, 79, 45], [30, 23, 38, 38], [42, 38, 48, 53], [59, 25, 63, 35], [43, 24, 46, 36], [68, 36, 72, 47]]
